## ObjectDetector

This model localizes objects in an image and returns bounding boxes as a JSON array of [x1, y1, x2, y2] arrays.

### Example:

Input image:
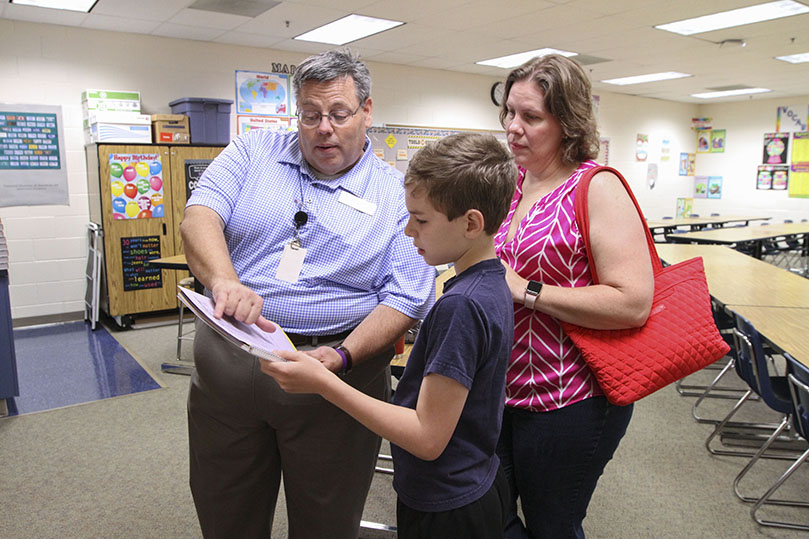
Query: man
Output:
[[180, 48, 435, 538]]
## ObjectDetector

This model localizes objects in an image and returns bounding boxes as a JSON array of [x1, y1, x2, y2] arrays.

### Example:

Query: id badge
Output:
[[276, 241, 306, 283]]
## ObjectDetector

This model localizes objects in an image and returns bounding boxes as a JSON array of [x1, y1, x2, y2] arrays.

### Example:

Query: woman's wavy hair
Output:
[[499, 54, 599, 165]]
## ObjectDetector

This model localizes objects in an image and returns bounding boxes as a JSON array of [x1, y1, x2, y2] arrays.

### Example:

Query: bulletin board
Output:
[[367, 125, 507, 175], [0, 104, 68, 207]]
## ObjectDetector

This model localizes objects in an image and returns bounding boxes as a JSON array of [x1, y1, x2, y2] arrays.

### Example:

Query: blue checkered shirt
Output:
[[187, 129, 435, 335]]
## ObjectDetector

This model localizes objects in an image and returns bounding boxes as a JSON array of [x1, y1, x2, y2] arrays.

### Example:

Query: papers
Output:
[[177, 286, 295, 362]]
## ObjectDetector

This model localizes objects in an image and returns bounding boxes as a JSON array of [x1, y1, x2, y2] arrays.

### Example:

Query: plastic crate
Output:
[[168, 97, 233, 144]]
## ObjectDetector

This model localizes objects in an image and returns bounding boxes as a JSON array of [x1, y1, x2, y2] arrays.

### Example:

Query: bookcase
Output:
[[85, 143, 224, 327]]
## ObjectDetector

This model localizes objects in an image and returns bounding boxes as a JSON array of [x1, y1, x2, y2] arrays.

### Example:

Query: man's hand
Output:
[[307, 346, 344, 373], [209, 279, 274, 331], [260, 350, 336, 393]]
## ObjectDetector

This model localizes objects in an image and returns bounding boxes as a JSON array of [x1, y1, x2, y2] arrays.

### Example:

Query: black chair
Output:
[[705, 314, 795, 459], [750, 357, 809, 530]]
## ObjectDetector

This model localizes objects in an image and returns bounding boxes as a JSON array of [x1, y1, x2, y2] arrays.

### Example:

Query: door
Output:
[[97, 145, 178, 316]]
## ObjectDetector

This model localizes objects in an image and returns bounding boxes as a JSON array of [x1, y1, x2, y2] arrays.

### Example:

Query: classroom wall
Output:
[[1, 18, 807, 321]]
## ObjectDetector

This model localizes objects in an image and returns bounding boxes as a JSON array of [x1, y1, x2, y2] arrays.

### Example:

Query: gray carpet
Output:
[[1, 320, 807, 538]]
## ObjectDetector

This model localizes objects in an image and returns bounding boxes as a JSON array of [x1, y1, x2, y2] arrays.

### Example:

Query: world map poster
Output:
[[235, 70, 289, 116]]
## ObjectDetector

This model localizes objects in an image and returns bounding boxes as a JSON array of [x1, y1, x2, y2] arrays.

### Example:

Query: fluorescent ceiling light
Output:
[[602, 72, 692, 85], [691, 88, 772, 99], [477, 48, 578, 69], [775, 51, 809, 63], [10, 0, 97, 11], [655, 0, 809, 36], [294, 14, 403, 45]]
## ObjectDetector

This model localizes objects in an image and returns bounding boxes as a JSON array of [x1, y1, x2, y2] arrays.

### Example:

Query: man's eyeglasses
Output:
[[297, 101, 364, 128]]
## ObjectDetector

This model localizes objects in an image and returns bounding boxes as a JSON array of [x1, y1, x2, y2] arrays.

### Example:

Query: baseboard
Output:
[[12, 311, 85, 329]]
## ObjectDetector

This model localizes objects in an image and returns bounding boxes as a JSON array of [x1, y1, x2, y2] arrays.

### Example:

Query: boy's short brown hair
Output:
[[404, 133, 517, 235]]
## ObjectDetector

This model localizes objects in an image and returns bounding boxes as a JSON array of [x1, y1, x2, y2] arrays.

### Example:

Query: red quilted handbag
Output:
[[560, 166, 730, 406]]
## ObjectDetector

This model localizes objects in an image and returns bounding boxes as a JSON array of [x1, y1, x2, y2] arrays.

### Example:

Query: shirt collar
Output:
[[277, 133, 374, 197]]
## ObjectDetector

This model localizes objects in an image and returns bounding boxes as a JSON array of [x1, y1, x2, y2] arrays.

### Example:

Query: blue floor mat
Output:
[[4, 321, 161, 416]]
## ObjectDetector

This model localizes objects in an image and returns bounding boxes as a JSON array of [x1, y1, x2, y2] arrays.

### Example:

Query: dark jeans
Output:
[[497, 396, 633, 539]]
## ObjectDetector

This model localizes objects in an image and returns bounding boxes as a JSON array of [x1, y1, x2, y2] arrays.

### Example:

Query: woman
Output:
[[493, 54, 655, 538]]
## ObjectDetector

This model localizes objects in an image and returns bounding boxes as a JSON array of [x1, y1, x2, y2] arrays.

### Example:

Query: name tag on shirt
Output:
[[339, 190, 376, 216], [276, 242, 306, 283]]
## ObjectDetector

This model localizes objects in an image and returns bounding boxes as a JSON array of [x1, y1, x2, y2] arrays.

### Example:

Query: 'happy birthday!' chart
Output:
[[108, 153, 165, 219]]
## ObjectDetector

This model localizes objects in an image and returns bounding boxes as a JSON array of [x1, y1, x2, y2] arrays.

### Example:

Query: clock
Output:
[[490, 81, 505, 106]]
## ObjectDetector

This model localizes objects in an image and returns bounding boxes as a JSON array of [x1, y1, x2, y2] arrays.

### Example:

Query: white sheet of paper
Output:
[[177, 287, 295, 360]]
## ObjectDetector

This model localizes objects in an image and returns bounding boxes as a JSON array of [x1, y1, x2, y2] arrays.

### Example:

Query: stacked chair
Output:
[[750, 359, 809, 530], [702, 313, 808, 530]]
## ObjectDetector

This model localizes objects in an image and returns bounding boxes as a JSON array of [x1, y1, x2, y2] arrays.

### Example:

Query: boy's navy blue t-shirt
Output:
[[391, 258, 514, 512]]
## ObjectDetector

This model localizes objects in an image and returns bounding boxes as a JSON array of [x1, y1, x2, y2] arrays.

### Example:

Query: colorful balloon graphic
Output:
[[137, 178, 150, 194], [124, 183, 138, 199], [125, 201, 140, 218], [135, 161, 150, 177], [151, 193, 163, 206], [123, 166, 137, 181], [111, 181, 124, 197], [112, 197, 127, 213], [113, 213, 125, 220], [138, 196, 152, 211], [110, 162, 123, 178], [149, 161, 162, 175], [149, 176, 163, 191], [152, 204, 165, 218], [138, 210, 153, 219]]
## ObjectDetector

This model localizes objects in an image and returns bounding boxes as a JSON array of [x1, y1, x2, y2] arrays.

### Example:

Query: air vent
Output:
[[188, 0, 280, 18], [705, 84, 754, 91], [574, 55, 610, 66]]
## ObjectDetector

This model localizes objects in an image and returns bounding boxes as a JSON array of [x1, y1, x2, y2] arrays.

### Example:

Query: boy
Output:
[[261, 133, 517, 538]]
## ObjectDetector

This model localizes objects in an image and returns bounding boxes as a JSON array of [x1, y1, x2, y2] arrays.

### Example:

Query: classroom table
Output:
[[646, 215, 771, 232], [726, 305, 809, 369], [147, 254, 196, 375], [654, 243, 809, 308], [665, 222, 809, 259]]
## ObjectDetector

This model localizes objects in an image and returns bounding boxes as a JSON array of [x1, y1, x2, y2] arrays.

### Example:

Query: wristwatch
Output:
[[524, 280, 543, 310]]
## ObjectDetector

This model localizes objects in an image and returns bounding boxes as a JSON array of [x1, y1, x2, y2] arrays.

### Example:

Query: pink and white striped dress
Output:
[[494, 160, 603, 412]]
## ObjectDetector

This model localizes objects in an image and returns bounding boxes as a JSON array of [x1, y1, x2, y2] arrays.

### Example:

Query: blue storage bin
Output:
[[169, 97, 233, 144]]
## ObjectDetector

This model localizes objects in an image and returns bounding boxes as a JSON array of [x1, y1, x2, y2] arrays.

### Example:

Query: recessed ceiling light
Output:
[[476, 48, 578, 69], [294, 14, 404, 45], [691, 88, 772, 99], [10, 0, 97, 11], [601, 72, 692, 85], [655, 0, 809, 36], [776, 51, 809, 63]]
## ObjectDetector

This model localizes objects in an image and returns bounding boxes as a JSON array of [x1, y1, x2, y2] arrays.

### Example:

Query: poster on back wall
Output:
[[763, 132, 789, 164], [710, 129, 726, 153], [776, 104, 808, 132], [757, 165, 789, 190], [635, 133, 648, 161], [707, 176, 723, 199], [0, 104, 68, 207]]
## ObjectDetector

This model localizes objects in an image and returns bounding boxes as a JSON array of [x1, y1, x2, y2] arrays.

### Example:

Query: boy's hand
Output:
[[259, 349, 336, 394]]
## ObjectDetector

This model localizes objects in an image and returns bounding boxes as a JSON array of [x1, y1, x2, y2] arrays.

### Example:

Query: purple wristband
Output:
[[334, 345, 353, 374], [334, 347, 348, 374]]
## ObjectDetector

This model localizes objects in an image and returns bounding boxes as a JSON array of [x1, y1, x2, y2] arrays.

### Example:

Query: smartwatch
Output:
[[524, 280, 543, 310]]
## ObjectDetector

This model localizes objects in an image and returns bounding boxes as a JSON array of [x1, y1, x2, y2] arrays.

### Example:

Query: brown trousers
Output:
[[188, 321, 392, 538]]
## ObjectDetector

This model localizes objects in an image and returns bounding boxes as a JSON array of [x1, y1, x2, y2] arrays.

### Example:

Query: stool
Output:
[[177, 276, 196, 361]]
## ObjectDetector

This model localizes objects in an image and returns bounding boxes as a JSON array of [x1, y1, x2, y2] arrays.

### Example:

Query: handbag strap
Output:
[[572, 165, 663, 284]]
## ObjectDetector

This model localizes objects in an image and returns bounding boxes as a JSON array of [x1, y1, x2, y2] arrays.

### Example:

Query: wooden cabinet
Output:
[[85, 143, 223, 326]]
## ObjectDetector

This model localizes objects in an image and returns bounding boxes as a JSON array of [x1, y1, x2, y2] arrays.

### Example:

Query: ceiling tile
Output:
[[81, 14, 161, 34]]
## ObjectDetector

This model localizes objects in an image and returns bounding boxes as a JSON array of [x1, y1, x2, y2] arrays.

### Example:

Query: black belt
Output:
[[286, 328, 354, 347]]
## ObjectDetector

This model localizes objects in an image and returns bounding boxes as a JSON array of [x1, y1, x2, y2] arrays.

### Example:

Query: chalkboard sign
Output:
[[121, 235, 162, 291], [184, 159, 214, 200]]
